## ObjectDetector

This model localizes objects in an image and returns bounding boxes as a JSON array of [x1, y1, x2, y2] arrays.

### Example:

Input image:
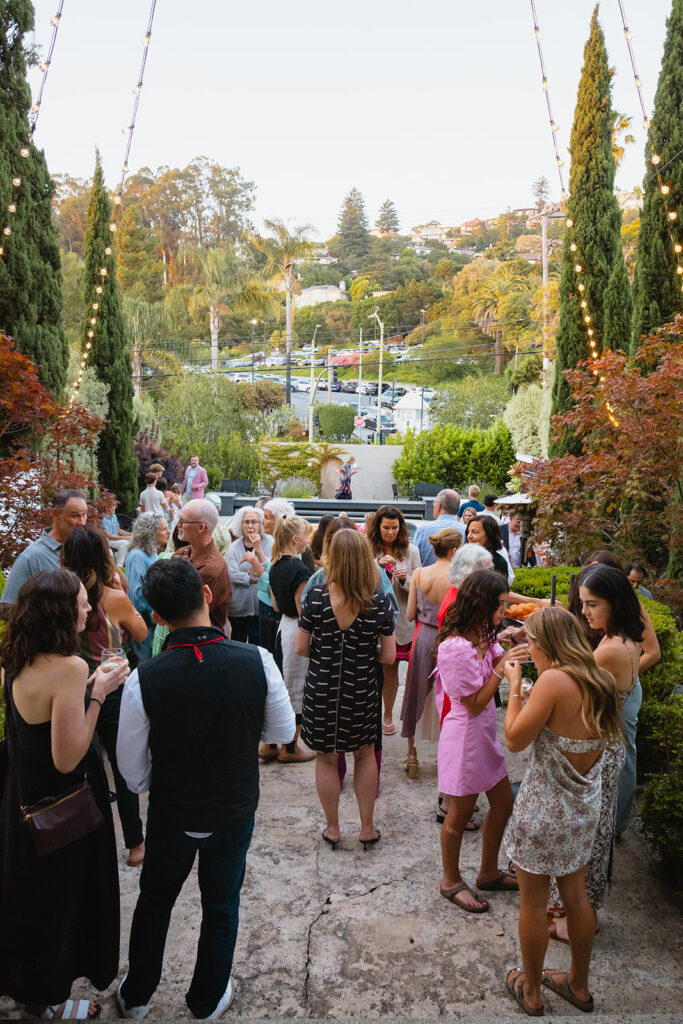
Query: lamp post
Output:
[[250, 319, 258, 382], [368, 308, 384, 444], [308, 324, 322, 443], [420, 307, 426, 347]]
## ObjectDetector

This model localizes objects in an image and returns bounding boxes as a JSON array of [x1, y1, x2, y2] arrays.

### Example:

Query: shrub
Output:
[[393, 420, 515, 494], [503, 384, 545, 459], [317, 403, 356, 440], [505, 353, 543, 393], [134, 423, 186, 489]]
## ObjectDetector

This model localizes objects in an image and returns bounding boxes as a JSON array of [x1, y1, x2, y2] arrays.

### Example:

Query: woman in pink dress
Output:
[[435, 569, 529, 912]]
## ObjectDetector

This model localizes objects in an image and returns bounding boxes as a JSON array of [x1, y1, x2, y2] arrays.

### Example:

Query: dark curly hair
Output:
[[465, 515, 503, 556], [1, 569, 82, 678], [61, 526, 117, 631], [367, 505, 410, 561], [437, 569, 508, 651]]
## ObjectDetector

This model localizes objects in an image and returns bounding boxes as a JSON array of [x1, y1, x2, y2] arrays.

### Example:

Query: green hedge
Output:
[[393, 419, 516, 493], [514, 566, 683, 885], [317, 403, 356, 440]]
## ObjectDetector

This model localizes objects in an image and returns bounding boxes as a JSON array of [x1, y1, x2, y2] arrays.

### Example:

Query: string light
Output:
[[529, 0, 568, 201], [0, 2, 65, 259], [69, 0, 157, 406], [617, 0, 682, 285]]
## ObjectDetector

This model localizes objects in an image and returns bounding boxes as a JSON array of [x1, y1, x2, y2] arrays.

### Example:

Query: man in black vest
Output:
[[117, 559, 295, 1019]]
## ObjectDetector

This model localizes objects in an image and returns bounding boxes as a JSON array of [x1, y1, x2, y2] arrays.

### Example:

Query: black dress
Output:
[[299, 584, 394, 753], [0, 680, 119, 1005]]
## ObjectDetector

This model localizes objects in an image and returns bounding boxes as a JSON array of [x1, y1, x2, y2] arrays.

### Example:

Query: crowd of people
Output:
[[0, 473, 661, 1019]]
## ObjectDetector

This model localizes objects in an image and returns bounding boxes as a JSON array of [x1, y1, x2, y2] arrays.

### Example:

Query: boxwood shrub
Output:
[[513, 566, 683, 885]]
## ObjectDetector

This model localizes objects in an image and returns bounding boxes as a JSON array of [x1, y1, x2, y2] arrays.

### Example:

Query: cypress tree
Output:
[[337, 188, 371, 260], [631, 0, 683, 350], [603, 259, 633, 352], [0, 0, 67, 395], [82, 154, 138, 511], [550, 7, 626, 455]]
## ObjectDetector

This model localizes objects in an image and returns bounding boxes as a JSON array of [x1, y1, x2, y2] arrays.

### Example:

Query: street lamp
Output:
[[308, 324, 322, 442], [420, 308, 426, 347], [250, 319, 258, 382], [368, 308, 385, 444]]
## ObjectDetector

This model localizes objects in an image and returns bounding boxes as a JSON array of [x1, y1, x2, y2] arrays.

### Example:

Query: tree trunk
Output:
[[494, 330, 502, 375], [210, 307, 220, 372], [285, 287, 292, 404], [132, 344, 143, 399]]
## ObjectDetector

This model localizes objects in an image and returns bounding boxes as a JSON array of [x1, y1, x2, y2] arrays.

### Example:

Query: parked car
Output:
[[363, 412, 397, 432], [381, 386, 409, 406], [339, 380, 358, 393]]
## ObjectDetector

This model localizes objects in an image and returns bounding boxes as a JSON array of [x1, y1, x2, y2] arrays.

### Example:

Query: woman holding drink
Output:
[[227, 505, 274, 644]]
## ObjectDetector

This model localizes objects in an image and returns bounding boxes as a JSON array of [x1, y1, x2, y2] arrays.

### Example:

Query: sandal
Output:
[[547, 912, 599, 946], [477, 869, 519, 891], [465, 816, 480, 831], [22, 1000, 102, 1020], [403, 753, 418, 779], [382, 721, 397, 735], [505, 969, 544, 1016], [439, 881, 489, 913], [258, 743, 279, 763], [542, 970, 594, 1013]]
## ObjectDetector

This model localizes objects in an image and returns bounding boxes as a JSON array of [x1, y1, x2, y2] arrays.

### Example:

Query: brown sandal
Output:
[[440, 881, 489, 913], [506, 969, 545, 1016], [542, 970, 594, 1012], [477, 869, 519, 891]]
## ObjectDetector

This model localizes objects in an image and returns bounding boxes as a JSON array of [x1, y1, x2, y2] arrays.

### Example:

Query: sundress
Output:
[[400, 581, 441, 742], [504, 727, 605, 877]]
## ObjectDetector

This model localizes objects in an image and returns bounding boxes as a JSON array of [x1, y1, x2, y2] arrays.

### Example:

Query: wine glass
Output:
[[100, 647, 127, 672]]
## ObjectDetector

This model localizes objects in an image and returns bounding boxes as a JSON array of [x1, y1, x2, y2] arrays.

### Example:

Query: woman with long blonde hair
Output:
[[502, 606, 621, 1016], [296, 530, 396, 849]]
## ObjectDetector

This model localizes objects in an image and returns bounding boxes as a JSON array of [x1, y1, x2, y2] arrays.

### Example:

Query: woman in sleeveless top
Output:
[[400, 528, 462, 778], [0, 569, 129, 1019], [62, 527, 148, 867], [502, 607, 622, 1016], [548, 565, 642, 944]]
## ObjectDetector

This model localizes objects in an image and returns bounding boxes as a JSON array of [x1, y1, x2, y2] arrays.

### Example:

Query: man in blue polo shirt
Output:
[[412, 489, 465, 567], [0, 490, 88, 617]]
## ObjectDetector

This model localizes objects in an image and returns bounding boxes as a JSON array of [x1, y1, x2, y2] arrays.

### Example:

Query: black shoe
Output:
[[360, 829, 381, 851]]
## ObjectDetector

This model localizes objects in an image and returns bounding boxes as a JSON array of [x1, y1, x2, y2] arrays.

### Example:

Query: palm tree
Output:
[[469, 263, 529, 374], [249, 219, 314, 402], [122, 296, 181, 398], [611, 112, 636, 167]]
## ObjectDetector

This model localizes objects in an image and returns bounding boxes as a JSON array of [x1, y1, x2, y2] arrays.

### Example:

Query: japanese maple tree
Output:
[[517, 317, 683, 581], [0, 332, 103, 570]]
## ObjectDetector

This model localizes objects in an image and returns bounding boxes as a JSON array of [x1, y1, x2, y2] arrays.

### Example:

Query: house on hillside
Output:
[[295, 284, 350, 308], [459, 218, 480, 235]]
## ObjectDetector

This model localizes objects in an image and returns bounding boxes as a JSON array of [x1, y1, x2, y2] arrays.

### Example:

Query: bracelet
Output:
[[491, 669, 503, 682], [89, 696, 103, 709], [509, 692, 523, 699]]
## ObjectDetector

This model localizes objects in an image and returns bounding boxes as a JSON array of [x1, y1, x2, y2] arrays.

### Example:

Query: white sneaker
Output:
[[197, 978, 235, 1020], [116, 975, 150, 1020]]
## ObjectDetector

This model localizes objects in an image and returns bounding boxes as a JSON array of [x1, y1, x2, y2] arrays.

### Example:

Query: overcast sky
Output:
[[28, 0, 671, 240]]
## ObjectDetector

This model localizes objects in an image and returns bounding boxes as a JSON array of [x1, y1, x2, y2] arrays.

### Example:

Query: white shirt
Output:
[[116, 646, 296, 797], [508, 529, 523, 569], [139, 487, 165, 515], [499, 544, 515, 586]]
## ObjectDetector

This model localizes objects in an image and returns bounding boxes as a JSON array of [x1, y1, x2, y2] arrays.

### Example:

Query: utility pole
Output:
[[420, 308, 426, 346], [250, 319, 258, 382], [420, 385, 425, 431], [357, 328, 363, 416], [308, 324, 322, 442], [369, 308, 385, 445], [542, 210, 549, 383]]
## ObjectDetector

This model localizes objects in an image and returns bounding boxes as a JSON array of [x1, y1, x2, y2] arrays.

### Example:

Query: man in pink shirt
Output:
[[181, 455, 209, 506]]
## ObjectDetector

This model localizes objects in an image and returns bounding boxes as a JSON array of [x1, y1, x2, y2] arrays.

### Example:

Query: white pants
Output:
[[109, 538, 129, 568]]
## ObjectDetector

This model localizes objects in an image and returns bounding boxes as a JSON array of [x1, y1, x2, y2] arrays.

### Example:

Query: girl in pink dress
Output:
[[435, 569, 529, 912]]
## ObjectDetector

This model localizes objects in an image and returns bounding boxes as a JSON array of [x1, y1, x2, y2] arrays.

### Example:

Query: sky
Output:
[[28, 0, 672, 241]]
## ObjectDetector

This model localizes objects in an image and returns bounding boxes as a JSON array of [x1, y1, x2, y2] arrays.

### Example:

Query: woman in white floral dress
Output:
[[501, 607, 621, 1017]]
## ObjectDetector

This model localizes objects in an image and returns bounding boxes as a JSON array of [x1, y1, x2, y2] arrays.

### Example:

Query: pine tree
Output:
[[603, 259, 632, 351], [337, 187, 371, 259], [82, 154, 138, 511], [375, 199, 400, 235], [0, 0, 67, 395], [631, 0, 683, 350], [115, 204, 164, 302], [550, 7, 626, 456]]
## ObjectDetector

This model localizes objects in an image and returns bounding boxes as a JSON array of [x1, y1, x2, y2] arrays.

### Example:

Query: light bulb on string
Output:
[[104, 246, 112, 255], [651, 153, 661, 165], [12, 178, 21, 187], [570, 243, 577, 252], [8, 205, 16, 214], [95, 286, 103, 294], [660, 185, 670, 195], [669, 211, 678, 221], [566, 218, 573, 228], [20, 148, 29, 158]]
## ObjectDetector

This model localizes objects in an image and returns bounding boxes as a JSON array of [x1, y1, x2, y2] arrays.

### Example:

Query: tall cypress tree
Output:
[[603, 259, 633, 352], [83, 154, 138, 511], [550, 7, 626, 455], [0, 0, 67, 395], [631, 0, 683, 350]]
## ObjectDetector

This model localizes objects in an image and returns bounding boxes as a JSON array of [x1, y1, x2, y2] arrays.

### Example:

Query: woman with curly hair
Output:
[[436, 570, 528, 913], [0, 569, 128, 1019], [124, 512, 170, 662], [367, 505, 421, 735]]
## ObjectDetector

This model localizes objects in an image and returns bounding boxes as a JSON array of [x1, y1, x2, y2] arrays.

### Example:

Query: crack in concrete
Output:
[[302, 875, 409, 1016]]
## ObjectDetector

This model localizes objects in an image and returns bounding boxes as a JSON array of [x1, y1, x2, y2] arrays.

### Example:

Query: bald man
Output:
[[173, 499, 231, 631]]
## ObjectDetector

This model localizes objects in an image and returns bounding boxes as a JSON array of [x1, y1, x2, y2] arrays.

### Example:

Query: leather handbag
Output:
[[20, 778, 104, 856], [4, 682, 104, 856]]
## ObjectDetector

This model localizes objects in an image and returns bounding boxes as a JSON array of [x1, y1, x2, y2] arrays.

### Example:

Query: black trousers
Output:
[[96, 702, 144, 849], [228, 615, 260, 645]]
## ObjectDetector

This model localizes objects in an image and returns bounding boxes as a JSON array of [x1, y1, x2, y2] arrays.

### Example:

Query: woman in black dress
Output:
[[0, 569, 126, 1019], [296, 530, 396, 849]]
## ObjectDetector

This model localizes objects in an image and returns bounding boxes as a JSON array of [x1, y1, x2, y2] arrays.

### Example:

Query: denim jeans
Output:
[[616, 678, 642, 834], [120, 812, 254, 1018]]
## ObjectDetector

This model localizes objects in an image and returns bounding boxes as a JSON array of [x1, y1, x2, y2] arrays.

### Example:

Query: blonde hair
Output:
[[272, 514, 309, 561], [524, 607, 622, 742], [468, 485, 480, 498], [429, 527, 463, 559], [326, 529, 379, 611]]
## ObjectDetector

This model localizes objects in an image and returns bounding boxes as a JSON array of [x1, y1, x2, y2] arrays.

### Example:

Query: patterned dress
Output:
[[299, 584, 394, 753], [504, 728, 605, 876]]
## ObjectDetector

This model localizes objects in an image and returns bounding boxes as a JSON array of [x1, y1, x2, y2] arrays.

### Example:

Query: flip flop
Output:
[[22, 1001, 102, 1021], [439, 881, 489, 913], [542, 971, 594, 1013], [477, 869, 519, 891], [382, 721, 397, 735], [505, 969, 545, 1016], [465, 817, 480, 831]]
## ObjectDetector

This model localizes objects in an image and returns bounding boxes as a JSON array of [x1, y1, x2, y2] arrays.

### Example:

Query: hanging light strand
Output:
[[0, 2, 65, 260], [616, 0, 682, 290], [529, 1, 617, 422], [529, 0, 568, 201], [69, 0, 157, 408]]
